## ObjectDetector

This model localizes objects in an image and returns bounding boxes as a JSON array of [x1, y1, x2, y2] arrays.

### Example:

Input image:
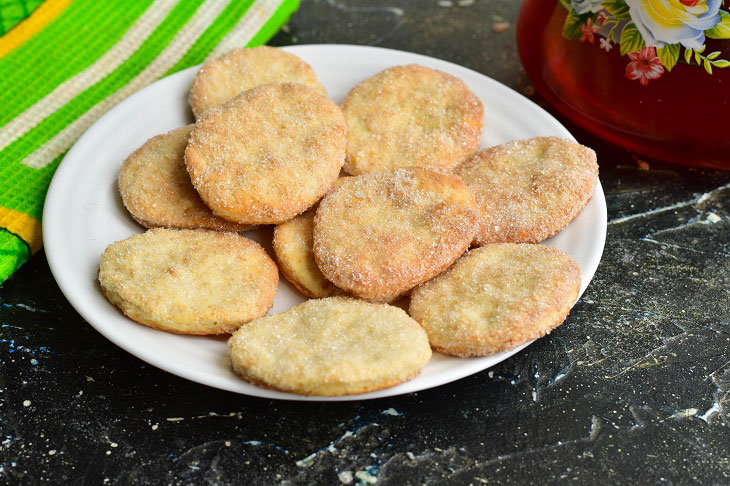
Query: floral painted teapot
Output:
[[517, 0, 730, 169]]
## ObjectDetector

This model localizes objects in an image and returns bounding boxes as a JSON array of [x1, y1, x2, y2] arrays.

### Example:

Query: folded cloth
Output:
[[0, 0, 299, 283]]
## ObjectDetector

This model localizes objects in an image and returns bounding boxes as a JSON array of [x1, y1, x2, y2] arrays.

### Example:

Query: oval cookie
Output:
[[185, 82, 346, 225], [118, 125, 251, 232], [272, 177, 349, 298], [409, 244, 581, 357], [189, 46, 326, 117], [342, 64, 483, 175], [98, 229, 278, 335], [455, 137, 598, 245], [228, 297, 432, 396], [272, 208, 339, 298], [313, 167, 479, 302]]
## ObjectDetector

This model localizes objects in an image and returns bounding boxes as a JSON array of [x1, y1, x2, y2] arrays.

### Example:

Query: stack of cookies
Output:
[[98, 46, 599, 396]]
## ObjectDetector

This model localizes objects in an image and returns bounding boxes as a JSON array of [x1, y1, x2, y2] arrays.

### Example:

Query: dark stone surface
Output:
[[2, 0, 729, 484]]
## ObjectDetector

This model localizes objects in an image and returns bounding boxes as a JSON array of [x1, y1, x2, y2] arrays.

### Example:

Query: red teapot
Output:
[[518, 0, 730, 169]]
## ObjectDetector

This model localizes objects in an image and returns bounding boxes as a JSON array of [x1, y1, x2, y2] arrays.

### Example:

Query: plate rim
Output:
[[43, 44, 607, 401]]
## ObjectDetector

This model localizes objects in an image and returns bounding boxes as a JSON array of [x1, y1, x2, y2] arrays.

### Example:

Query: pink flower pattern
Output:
[[625, 47, 664, 86], [560, 2, 730, 83], [579, 18, 599, 44]]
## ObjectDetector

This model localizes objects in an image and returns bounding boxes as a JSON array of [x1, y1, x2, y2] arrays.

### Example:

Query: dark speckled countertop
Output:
[[2, 1, 729, 484]]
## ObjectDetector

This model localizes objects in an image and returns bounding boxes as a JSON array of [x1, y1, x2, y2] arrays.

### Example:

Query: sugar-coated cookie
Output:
[[189, 46, 326, 117], [409, 243, 581, 357], [272, 177, 351, 298], [342, 64, 483, 175], [118, 125, 251, 232], [455, 137, 598, 245], [313, 167, 479, 302], [99, 229, 278, 335], [185, 83, 346, 225], [228, 297, 432, 396], [272, 209, 339, 298]]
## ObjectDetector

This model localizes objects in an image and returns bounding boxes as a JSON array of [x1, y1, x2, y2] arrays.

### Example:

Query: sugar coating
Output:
[[313, 167, 479, 302], [189, 46, 326, 117], [272, 178, 350, 298], [455, 137, 598, 245], [228, 297, 432, 396], [272, 209, 340, 298], [185, 83, 346, 225], [98, 229, 278, 335], [118, 125, 251, 232], [409, 244, 581, 357], [342, 64, 483, 175]]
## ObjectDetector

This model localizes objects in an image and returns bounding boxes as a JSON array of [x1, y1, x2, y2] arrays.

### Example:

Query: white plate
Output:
[[43, 45, 607, 401]]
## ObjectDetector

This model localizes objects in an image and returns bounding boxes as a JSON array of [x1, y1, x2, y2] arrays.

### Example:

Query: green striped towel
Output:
[[0, 0, 299, 283]]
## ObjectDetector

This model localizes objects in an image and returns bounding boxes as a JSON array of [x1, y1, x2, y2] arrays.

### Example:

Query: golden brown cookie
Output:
[[98, 229, 278, 335], [228, 297, 432, 396], [272, 178, 349, 298], [189, 46, 326, 117], [455, 137, 598, 245], [342, 64, 483, 175], [313, 167, 479, 302], [118, 125, 251, 232], [185, 82, 346, 225], [272, 209, 338, 298], [409, 243, 581, 357]]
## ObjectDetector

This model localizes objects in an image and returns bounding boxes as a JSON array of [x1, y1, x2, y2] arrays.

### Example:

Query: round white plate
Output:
[[43, 45, 607, 401]]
